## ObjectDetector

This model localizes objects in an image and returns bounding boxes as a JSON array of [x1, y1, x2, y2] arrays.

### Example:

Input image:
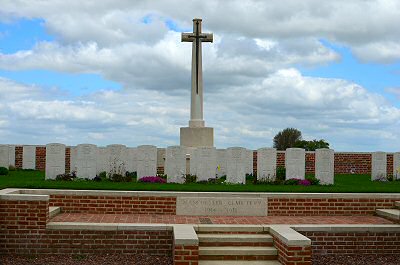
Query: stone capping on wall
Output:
[[269, 225, 311, 246], [46, 222, 172, 231], [173, 225, 198, 245], [15, 188, 400, 199]]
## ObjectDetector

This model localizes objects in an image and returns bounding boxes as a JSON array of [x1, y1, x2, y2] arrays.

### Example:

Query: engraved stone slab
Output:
[[226, 147, 246, 184], [157, 148, 166, 169], [285, 148, 305, 180], [176, 197, 267, 216], [372, 151, 387, 180], [193, 147, 217, 181], [8, 145, 15, 167], [315, 148, 334, 185], [23, 145, 36, 169], [187, 147, 197, 176], [137, 145, 157, 178], [76, 144, 97, 179], [394, 152, 400, 180], [257, 147, 277, 181], [126, 147, 138, 173], [0, 144, 9, 168], [216, 149, 227, 177], [45, 143, 65, 179], [69, 146, 77, 173], [166, 146, 186, 183], [106, 144, 127, 176], [96, 147, 107, 174]]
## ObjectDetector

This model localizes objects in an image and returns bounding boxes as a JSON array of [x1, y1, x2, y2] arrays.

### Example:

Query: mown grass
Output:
[[0, 170, 400, 193]]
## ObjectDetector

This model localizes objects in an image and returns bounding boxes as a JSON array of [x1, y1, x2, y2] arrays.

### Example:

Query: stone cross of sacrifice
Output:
[[182, 18, 213, 128]]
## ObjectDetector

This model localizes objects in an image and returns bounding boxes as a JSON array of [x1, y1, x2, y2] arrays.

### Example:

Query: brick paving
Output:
[[51, 213, 393, 224]]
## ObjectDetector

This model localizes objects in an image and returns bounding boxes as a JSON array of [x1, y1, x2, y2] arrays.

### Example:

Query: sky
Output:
[[0, 0, 399, 151]]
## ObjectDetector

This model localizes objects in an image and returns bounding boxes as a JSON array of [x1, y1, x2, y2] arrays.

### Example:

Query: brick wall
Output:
[[36, 146, 46, 171], [268, 198, 395, 216], [305, 153, 315, 175], [334, 153, 371, 174], [0, 197, 172, 255], [15, 146, 23, 169], [273, 236, 311, 265], [387, 154, 394, 177], [302, 231, 400, 255], [49, 195, 176, 214], [173, 245, 198, 265]]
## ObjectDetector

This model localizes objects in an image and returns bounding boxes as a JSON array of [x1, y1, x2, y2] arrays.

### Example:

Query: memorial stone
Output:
[[216, 149, 227, 177], [106, 144, 127, 176], [136, 145, 157, 178], [96, 147, 107, 174], [193, 147, 217, 181], [69, 146, 77, 173], [371, 151, 387, 180], [45, 143, 65, 179], [126, 147, 138, 173], [165, 146, 187, 183], [315, 148, 334, 185], [226, 147, 246, 184], [76, 144, 97, 179], [22, 145, 36, 170], [257, 147, 277, 181], [394, 152, 400, 180], [8, 145, 15, 167], [0, 145, 9, 168], [285, 148, 305, 179]]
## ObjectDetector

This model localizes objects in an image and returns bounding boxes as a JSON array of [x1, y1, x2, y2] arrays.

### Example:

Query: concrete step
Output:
[[49, 206, 61, 219], [199, 246, 277, 256], [199, 260, 282, 265], [198, 233, 273, 246], [376, 209, 400, 220], [395, 201, 400, 209]]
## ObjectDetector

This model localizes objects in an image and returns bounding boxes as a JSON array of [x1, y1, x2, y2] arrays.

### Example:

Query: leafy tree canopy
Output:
[[273, 128, 302, 150], [294, 139, 330, 151]]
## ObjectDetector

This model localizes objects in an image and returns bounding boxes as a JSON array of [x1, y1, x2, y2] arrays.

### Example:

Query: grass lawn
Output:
[[0, 170, 400, 193]]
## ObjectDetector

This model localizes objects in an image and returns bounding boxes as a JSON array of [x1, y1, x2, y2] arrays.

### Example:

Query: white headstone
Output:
[[0, 145, 9, 168], [8, 145, 15, 167], [45, 143, 66, 179], [216, 149, 227, 177], [166, 146, 187, 183], [69, 146, 77, 174], [226, 147, 246, 184], [187, 147, 197, 176], [106, 144, 127, 176], [394, 152, 400, 180], [23, 145, 36, 170], [193, 147, 217, 181], [315, 148, 334, 185], [126, 147, 138, 173], [371, 151, 387, 181], [76, 144, 97, 179], [136, 145, 157, 178], [96, 147, 107, 174], [257, 148, 277, 181], [285, 148, 305, 180]]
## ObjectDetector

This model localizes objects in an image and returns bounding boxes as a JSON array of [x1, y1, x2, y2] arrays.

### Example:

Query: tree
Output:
[[273, 128, 302, 150], [294, 139, 330, 151]]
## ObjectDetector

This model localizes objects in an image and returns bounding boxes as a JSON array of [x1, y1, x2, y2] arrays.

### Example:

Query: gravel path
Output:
[[2, 254, 400, 265], [313, 255, 400, 265], [0, 254, 172, 265]]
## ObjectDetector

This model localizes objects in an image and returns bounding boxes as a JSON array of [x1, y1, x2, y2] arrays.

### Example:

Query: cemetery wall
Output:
[[49, 194, 176, 214], [273, 236, 311, 265], [302, 231, 400, 255]]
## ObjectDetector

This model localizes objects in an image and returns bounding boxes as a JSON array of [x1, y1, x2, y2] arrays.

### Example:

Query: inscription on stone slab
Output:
[[372, 151, 387, 180], [23, 145, 36, 169], [176, 197, 267, 216]]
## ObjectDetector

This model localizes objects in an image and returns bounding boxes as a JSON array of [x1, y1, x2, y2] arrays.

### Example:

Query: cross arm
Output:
[[201, 33, 213, 43], [182, 33, 194, 42]]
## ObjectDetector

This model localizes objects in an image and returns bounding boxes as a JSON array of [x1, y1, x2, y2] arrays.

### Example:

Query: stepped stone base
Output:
[[180, 127, 214, 147]]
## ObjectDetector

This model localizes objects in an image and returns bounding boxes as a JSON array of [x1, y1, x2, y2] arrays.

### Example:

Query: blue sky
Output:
[[0, 1, 399, 151]]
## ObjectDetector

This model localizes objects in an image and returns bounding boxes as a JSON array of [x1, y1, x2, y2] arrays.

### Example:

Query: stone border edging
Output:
[[46, 222, 172, 231], [173, 225, 198, 245], [14, 188, 400, 199], [269, 225, 311, 246]]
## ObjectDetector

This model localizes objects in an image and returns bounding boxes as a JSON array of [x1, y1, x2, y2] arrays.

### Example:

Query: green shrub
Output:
[[110, 173, 132, 182], [284, 178, 300, 185], [55, 173, 75, 181], [184, 174, 197, 184], [0, 167, 9, 175], [276, 167, 286, 182], [99, 171, 107, 179], [305, 175, 320, 185], [126, 171, 137, 181]]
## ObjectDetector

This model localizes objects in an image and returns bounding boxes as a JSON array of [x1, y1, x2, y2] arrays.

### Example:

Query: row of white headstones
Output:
[[1, 144, 399, 184]]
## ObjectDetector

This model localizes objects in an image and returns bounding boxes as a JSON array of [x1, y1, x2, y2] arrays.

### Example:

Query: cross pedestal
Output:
[[180, 18, 214, 147]]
